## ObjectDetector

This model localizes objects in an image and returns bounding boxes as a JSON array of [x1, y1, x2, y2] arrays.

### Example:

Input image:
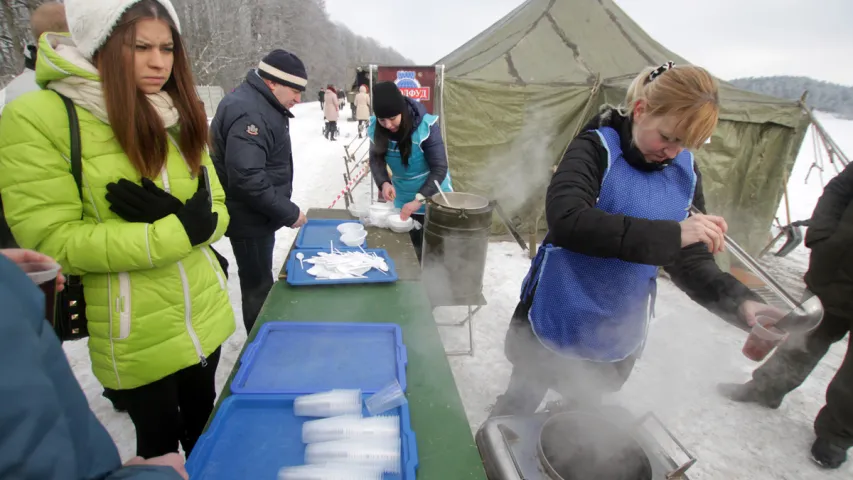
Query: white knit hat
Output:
[[65, 0, 181, 60]]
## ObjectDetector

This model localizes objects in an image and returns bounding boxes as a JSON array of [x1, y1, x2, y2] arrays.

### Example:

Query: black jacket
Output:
[[803, 163, 853, 317], [544, 109, 758, 319], [369, 97, 448, 198], [210, 70, 300, 237]]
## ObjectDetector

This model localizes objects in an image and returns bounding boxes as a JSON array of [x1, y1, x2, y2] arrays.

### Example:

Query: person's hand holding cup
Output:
[[1, 249, 65, 322]]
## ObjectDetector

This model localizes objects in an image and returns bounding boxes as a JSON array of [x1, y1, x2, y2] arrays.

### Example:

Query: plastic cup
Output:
[[742, 315, 788, 362], [303, 414, 399, 443], [278, 464, 383, 480], [293, 389, 363, 418], [365, 379, 407, 416], [20, 262, 61, 324], [305, 437, 401, 474]]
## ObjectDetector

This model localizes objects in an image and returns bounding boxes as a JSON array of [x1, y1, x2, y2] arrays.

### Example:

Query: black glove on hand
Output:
[[175, 175, 218, 246], [106, 178, 183, 223]]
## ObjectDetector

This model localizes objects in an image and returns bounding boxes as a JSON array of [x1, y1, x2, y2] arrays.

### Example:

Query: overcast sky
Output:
[[324, 0, 852, 85]]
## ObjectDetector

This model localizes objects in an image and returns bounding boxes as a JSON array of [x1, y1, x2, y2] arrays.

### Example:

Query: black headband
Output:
[[648, 61, 675, 83]]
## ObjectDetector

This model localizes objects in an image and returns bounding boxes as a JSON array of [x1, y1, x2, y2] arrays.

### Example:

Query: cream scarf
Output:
[[47, 43, 180, 128]]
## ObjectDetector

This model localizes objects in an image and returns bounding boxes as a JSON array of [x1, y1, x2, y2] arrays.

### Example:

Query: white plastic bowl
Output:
[[386, 213, 414, 233], [337, 222, 365, 235], [369, 203, 397, 227], [340, 230, 367, 247], [348, 203, 369, 219]]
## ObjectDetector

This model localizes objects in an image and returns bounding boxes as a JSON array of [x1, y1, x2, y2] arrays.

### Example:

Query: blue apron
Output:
[[368, 114, 452, 214], [521, 126, 696, 362]]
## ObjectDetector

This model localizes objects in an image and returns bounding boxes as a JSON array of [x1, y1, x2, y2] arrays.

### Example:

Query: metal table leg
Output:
[[437, 304, 482, 357]]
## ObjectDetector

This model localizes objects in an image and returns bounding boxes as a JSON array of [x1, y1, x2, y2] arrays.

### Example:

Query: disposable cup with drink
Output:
[[20, 262, 61, 324], [742, 315, 788, 362]]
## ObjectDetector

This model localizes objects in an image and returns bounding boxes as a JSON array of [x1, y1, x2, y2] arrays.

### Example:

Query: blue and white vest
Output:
[[520, 126, 696, 362], [368, 114, 452, 214]]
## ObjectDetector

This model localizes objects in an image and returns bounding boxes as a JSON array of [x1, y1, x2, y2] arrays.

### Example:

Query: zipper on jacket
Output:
[[177, 260, 207, 366], [115, 272, 131, 339], [202, 247, 226, 290], [161, 166, 206, 366]]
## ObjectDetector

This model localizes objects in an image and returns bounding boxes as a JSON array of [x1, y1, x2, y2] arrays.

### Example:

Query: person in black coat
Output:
[[209, 49, 308, 333], [719, 162, 853, 469], [490, 63, 776, 418]]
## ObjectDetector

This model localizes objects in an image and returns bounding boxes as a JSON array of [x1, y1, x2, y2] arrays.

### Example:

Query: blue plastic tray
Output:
[[231, 322, 408, 395], [295, 218, 367, 249], [186, 394, 418, 480], [187, 322, 416, 479], [285, 247, 398, 286]]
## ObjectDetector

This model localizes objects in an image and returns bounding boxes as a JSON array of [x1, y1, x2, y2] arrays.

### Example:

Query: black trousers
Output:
[[751, 310, 853, 448], [111, 348, 221, 459], [409, 213, 425, 263], [491, 301, 637, 417], [230, 234, 276, 334]]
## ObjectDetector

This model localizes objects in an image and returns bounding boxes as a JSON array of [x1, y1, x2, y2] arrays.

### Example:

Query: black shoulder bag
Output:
[[54, 93, 89, 341]]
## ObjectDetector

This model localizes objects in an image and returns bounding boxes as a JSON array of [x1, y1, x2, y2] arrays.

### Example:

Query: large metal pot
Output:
[[422, 192, 494, 305], [538, 412, 653, 480]]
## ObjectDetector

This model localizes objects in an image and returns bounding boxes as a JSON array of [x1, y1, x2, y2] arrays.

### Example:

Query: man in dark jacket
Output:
[[210, 49, 308, 333], [719, 163, 853, 469], [0, 249, 187, 479]]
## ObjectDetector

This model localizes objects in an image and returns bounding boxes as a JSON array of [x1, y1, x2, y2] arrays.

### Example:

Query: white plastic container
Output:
[[385, 213, 414, 233], [278, 464, 383, 480], [305, 437, 402, 474], [340, 230, 368, 247], [337, 222, 365, 235], [303, 414, 399, 444], [368, 203, 396, 227]]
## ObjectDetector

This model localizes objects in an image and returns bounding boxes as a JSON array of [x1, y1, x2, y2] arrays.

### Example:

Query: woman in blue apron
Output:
[[368, 81, 452, 261], [490, 63, 782, 416]]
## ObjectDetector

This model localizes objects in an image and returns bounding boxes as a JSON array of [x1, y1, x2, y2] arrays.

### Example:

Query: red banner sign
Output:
[[376, 66, 437, 114]]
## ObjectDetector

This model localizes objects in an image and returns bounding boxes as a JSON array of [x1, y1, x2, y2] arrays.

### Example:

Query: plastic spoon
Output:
[[434, 180, 452, 207], [296, 252, 305, 269]]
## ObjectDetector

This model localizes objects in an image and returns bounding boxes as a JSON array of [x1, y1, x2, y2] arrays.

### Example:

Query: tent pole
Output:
[[800, 100, 850, 168]]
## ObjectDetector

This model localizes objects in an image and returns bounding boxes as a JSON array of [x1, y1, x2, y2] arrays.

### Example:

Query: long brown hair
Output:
[[95, 0, 207, 177]]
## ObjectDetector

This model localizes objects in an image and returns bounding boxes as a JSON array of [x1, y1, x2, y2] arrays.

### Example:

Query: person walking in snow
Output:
[[355, 84, 371, 138], [490, 63, 778, 417], [368, 82, 452, 261], [0, 0, 234, 460], [0, 248, 188, 480], [719, 162, 853, 469], [210, 49, 309, 334], [324, 84, 340, 140]]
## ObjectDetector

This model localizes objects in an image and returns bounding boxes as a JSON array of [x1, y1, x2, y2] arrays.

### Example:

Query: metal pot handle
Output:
[[635, 412, 696, 478]]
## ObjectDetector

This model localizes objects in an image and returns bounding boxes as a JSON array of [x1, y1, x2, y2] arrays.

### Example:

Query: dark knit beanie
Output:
[[258, 49, 308, 92], [373, 81, 406, 118]]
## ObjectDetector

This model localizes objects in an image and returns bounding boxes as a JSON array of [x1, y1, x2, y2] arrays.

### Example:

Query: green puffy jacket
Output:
[[0, 35, 235, 390]]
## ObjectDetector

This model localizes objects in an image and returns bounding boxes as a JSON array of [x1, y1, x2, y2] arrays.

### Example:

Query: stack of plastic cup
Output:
[[365, 379, 407, 416], [303, 414, 399, 443], [293, 389, 363, 417], [277, 464, 383, 480], [305, 437, 402, 474]]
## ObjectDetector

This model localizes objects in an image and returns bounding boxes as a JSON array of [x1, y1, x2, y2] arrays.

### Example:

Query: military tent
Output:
[[436, 0, 810, 256]]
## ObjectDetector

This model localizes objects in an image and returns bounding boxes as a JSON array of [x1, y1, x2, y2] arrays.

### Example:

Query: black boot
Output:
[[811, 437, 848, 469], [102, 388, 128, 413], [717, 381, 784, 409]]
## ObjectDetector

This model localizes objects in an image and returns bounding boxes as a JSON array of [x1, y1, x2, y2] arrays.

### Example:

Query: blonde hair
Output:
[[622, 64, 719, 150], [30, 2, 68, 40]]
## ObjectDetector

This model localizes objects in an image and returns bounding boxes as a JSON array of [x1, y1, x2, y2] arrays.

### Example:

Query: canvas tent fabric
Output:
[[436, 0, 810, 256]]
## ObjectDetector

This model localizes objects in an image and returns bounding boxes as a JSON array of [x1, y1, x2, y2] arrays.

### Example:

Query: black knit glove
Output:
[[175, 175, 218, 246], [106, 178, 183, 223]]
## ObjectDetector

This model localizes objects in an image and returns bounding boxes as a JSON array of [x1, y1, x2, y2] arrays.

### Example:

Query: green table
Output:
[[215, 209, 487, 479]]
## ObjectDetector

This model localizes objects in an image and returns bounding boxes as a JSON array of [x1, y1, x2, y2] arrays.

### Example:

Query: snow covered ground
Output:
[[64, 102, 852, 478]]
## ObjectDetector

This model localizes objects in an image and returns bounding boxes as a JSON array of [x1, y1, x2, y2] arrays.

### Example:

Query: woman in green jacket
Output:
[[0, 0, 234, 459]]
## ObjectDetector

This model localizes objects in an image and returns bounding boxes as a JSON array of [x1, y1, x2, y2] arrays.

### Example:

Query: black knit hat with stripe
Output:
[[257, 49, 308, 92]]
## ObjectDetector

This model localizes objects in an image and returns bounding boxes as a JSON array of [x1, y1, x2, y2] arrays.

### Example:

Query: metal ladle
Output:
[[689, 206, 823, 333]]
